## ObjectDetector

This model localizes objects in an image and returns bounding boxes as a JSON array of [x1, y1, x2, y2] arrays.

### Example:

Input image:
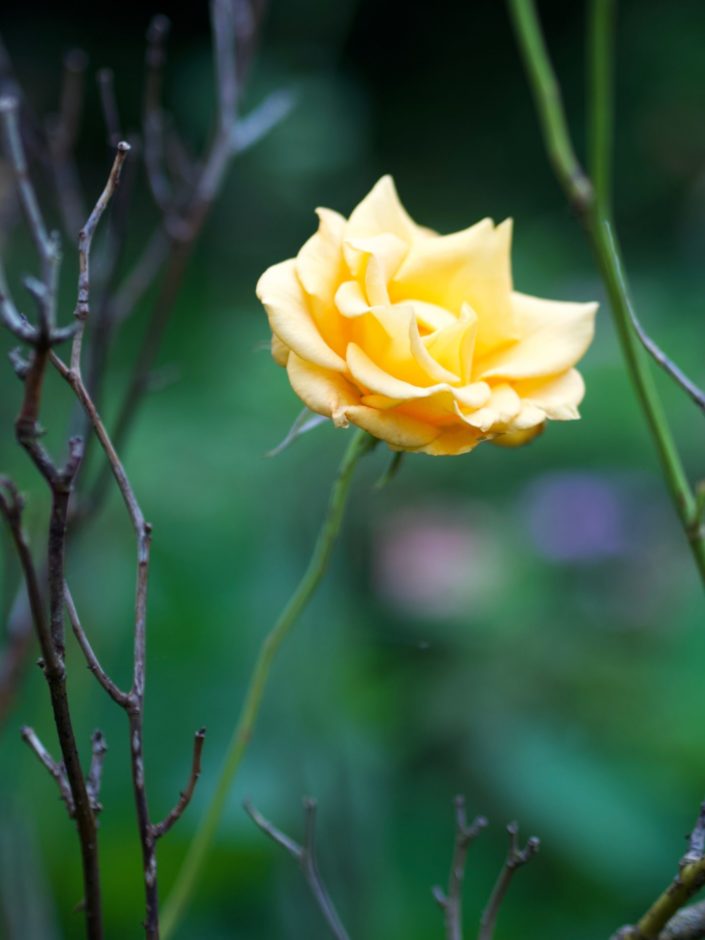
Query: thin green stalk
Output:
[[588, 0, 616, 215], [161, 428, 377, 938], [507, 0, 705, 584]]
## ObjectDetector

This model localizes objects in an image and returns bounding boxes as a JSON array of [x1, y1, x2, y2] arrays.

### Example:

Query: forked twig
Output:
[[478, 822, 540, 940], [21, 726, 75, 817], [432, 796, 488, 940], [245, 799, 351, 940]]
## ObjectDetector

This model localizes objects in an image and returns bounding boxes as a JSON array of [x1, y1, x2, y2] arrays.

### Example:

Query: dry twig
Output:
[[432, 796, 488, 940], [245, 799, 351, 940]]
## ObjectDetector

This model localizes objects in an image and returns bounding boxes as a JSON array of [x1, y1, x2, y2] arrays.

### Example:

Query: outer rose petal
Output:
[[477, 292, 597, 381], [287, 353, 439, 450], [421, 426, 483, 456], [345, 176, 419, 249], [256, 259, 345, 372], [492, 425, 545, 448], [516, 368, 585, 419], [271, 334, 289, 366], [295, 208, 346, 302]]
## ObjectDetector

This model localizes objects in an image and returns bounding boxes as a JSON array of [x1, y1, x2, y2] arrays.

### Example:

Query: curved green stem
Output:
[[161, 428, 377, 938], [507, 0, 705, 584]]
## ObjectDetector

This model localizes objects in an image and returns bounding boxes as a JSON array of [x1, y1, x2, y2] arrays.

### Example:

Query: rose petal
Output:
[[477, 292, 597, 381], [516, 368, 585, 419], [296, 208, 346, 301], [256, 259, 345, 372], [287, 353, 439, 449], [392, 218, 516, 355]]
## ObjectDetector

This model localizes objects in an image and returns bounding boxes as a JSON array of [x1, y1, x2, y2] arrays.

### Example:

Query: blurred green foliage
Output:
[[1, 1, 705, 938]]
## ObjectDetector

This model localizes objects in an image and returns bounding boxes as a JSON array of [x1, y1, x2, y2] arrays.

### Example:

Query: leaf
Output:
[[267, 408, 328, 457]]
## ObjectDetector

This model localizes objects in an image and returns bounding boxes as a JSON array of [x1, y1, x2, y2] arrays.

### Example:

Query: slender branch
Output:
[[143, 15, 173, 216], [432, 796, 488, 940], [478, 822, 540, 940], [21, 725, 75, 817], [88, 1, 287, 519], [0, 95, 57, 299], [244, 799, 351, 940], [0, 470, 104, 939], [152, 729, 207, 839], [86, 730, 108, 813], [64, 584, 129, 706], [587, 0, 615, 215], [72, 141, 130, 370], [626, 310, 705, 415], [161, 428, 377, 939], [507, 0, 705, 583]]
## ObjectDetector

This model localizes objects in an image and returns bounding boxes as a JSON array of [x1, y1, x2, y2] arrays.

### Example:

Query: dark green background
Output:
[[1, 1, 705, 937]]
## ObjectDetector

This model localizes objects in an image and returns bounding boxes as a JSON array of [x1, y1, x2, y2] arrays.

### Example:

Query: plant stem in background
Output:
[[507, 0, 705, 584], [161, 428, 377, 939], [587, 0, 615, 216]]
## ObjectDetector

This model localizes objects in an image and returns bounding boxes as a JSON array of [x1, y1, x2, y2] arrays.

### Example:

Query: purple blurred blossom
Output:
[[523, 472, 629, 562]]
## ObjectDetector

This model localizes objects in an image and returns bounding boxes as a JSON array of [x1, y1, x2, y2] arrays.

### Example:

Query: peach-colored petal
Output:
[[287, 353, 439, 449], [271, 334, 290, 366], [257, 259, 345, 372], [345, 176, 419, 257], [286, 352, 360, 423], [423, 303, 477, 383], [491, 425, 545, 448], [296, 208, 346, 301], [516, 368, 585, 420], [477, 292, 597, 381], [392, 218, 516, 355]]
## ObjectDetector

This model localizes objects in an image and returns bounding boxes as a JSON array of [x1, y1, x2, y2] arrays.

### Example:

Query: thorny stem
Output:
[[507, 0, 705, 583], [244, 799, 351, 940], [161, 428, 378, 939]]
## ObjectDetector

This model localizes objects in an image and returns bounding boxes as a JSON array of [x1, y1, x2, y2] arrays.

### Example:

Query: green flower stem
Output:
[[587, 0, 616, 216], [507, 0, 705, 584], [161, 428, 377, 939]]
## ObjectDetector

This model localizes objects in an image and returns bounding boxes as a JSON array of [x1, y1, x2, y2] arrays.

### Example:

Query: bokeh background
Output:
[[1, 1, 705, 937]]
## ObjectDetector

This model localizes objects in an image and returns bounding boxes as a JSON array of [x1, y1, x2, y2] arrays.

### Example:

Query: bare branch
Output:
[[478, 822, 540, 940], [211, 0, 238, 135], [64, 584, 128, 706], [432, 796, 487, 940], [72, 140, 130, 370], [86, 730, 108, 813], [21, 725, 75, 817], [245, 798, 351, 940], [232, 89, 295, 154], [0, 96, 56, 290], [143, 14, 173, 215], [152, 729, 206, 839]]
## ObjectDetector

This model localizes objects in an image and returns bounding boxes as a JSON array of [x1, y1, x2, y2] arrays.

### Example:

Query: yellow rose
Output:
[[256, 176, 597, 456]]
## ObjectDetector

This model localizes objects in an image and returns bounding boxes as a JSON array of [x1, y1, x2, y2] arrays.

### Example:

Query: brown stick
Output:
[[432, 796, 488, 940]]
